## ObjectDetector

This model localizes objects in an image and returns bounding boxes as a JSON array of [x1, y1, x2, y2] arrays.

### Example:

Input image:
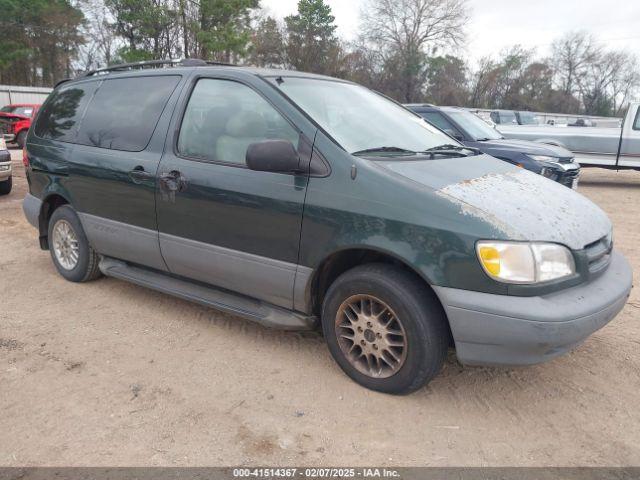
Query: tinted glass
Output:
[[178, 79, 299, 164], [499, 111, 518, 124], [34, 83, 98, 142], [634, 109, 640, 130], [421, 112, 457, 132], [447, 111, 502, 140], [272, 77, 453, 154], [517, 111, 539, 125], [77, 76, 180, 152]]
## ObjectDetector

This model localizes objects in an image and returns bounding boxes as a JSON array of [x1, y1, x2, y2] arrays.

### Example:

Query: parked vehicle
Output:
[[23, 60, 632, 394], [0, 103, 40, 148], [490, 109, 541, 126], [515, 111, 540, 125], [0, 136, 11, 195], [567, 118, 594, 127], [407, 105, 580, 188], [498, 102, 640, 169], [490, 110, 519, 125]]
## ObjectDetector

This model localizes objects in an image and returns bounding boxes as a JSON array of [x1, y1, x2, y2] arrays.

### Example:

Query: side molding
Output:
[[78, 213, 168, 272]]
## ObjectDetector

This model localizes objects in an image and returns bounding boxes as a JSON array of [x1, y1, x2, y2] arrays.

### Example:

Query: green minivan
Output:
[[23, 60, 632, 394]]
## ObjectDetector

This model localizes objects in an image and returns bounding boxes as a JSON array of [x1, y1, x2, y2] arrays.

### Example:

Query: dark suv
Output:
[[407, 105, 581, 188], [23, 60, 632, 394]]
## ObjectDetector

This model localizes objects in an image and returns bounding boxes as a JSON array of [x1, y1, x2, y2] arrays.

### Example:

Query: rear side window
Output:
[[34, 82, 98, 142], [76, 76, 180, 152], [634, 109, 640, 131]]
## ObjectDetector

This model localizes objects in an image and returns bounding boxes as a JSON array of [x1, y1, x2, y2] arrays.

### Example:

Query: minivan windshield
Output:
[[272, 77, 456, 155], [447, 110, 503, 141]]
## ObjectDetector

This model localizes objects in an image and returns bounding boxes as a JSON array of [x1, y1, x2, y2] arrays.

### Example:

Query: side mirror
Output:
[[246, 139, 301, 173], [444, 129, 464, 141]]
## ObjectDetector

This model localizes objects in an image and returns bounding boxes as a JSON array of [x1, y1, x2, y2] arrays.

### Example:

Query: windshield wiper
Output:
[[352, 146, 417, 156], [422, 144, 481, 157]]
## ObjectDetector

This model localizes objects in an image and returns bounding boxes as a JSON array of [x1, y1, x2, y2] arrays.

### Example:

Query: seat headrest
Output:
[[225, 111, 268, 138]]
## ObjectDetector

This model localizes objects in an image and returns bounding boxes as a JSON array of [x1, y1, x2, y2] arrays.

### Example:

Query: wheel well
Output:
[[38, 194, 69, 249], [310, 248, 454, 345]]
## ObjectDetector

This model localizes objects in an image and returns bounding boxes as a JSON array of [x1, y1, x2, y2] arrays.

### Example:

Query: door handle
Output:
[[129, 165, 155, 183], [159, 170, 187, 193]]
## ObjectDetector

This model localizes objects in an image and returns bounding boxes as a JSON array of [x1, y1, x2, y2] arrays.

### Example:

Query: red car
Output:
[[0, 104, 40, 148]]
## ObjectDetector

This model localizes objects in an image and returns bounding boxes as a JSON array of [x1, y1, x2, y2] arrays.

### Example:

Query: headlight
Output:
[[529, 155, 559, 163], [477, 241, 575, 284]]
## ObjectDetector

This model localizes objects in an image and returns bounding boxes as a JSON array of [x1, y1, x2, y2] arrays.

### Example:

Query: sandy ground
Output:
[[1, 148, 639, 467]]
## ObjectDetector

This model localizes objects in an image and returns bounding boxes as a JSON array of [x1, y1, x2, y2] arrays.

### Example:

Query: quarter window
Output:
[[634, 109, 640, 131], [76, 75, 180, 152], [34, 82, 98, 142], [178, 79, 299, 165]]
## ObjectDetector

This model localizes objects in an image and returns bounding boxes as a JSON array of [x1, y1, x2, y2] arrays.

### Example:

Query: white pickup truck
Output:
[[498, 103, 640, 169]]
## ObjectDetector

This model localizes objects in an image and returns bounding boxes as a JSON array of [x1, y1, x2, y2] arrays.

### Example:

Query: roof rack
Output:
[[80, 58, 235, 78]]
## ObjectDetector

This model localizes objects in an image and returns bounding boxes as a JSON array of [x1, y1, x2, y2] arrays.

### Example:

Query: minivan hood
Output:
[[378, 155, 610, 250], [474, 138, 573, 158]]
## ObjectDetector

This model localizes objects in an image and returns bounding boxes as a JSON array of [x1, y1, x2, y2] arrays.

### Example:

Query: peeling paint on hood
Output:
[[436, 168, 611, 250], [378, 155, 611, 250]]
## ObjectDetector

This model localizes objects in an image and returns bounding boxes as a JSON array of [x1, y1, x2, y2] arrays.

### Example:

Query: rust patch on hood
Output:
[[436, 169, 611, 250]]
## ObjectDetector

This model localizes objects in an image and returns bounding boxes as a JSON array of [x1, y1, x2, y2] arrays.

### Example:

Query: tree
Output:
[[106, 0, 178, 62], [551, 31, 600, 96], [360, 0, 469, 102], [0, 0, 85, 86], [196, 0, 259, 63], [424, 55, 468, 105], [250, 16, 286, 68], [284, 0, 341, 74], [77, 0, 119, 70]]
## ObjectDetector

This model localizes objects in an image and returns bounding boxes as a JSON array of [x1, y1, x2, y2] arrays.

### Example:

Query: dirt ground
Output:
[[1, 148, 639, 467]]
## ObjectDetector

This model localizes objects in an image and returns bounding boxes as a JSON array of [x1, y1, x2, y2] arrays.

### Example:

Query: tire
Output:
[[16, 131, 27, 149], [48, 205, 102, 282], [0, 176, 11, 195], [322, 263, 449, 394]]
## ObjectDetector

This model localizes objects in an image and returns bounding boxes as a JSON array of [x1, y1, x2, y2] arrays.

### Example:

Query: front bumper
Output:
[[433, 250, 632, 366], [545, 161, 580, 188]]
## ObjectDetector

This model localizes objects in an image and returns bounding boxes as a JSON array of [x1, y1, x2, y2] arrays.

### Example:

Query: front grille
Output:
[[558, 168, 579, 187], [0, 122, 9, 135], [584, 234, 613, 274]]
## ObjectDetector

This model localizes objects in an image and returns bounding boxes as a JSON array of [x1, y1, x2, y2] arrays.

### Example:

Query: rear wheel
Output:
[[321, 264, 449, 394], [16, 131, 27, 149], [0, 176, 11, 195], [48, 205, 102, 282]]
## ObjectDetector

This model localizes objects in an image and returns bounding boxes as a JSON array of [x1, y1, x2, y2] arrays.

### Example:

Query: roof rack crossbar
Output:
[[81, 58, 235, 78]]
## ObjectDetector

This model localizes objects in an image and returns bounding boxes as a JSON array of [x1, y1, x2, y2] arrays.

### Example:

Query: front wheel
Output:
[[321, 264, 449, 394], [0, 176, 11, 195], [48, 205, 102, 282]]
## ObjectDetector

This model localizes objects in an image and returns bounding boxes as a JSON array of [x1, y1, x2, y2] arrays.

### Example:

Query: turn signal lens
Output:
[[478, 246, 500, 275], [22, 147, 29, 168]]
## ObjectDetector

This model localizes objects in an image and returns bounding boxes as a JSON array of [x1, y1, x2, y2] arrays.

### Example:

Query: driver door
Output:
[[156, 77, 312, 309]]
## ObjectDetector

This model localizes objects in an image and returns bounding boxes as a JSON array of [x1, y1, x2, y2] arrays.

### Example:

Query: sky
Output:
[[261, 0, 640, 65]]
